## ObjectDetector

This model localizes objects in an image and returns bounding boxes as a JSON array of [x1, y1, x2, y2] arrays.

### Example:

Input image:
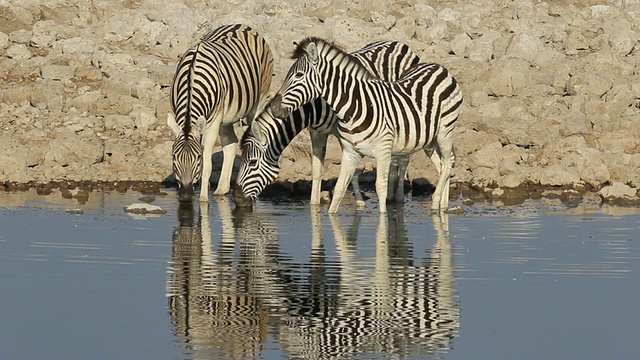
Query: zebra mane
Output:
[[292, 37, 375, 80], [240, 107, 272, 147]]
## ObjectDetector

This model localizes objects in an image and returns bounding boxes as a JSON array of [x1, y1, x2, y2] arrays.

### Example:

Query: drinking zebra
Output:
[[271, 37, 463, 213], [233, 41, 420, 207], [167, 24, 273, 202]]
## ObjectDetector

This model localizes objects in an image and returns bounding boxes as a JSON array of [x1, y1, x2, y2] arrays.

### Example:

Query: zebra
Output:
[[233, 40, 420, 207], [270, 37, 463, 213], [167, 24, 273, 202]]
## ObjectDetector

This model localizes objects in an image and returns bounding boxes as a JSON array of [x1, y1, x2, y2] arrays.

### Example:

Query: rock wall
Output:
[[1, 0, 639, 197]]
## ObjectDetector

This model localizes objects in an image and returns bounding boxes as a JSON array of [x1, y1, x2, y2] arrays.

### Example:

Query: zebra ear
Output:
[[305, 42, 319, 63], [195, 116, 207, 134], [167, 112, 181, 137]]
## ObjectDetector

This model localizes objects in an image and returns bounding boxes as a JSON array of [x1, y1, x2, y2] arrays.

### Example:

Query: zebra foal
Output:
[[233, 41, 420, 207], [167, 24, 273, 201], [271, 37, 463, 214]]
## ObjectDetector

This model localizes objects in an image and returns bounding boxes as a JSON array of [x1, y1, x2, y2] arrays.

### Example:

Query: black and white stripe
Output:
[[234, 41, 420, 206], [271, 37, 463, 213], [167, 24, 273, 201], [279, 210, 459, 358]]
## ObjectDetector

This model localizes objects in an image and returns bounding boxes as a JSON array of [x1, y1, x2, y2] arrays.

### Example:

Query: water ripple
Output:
[[166, 199, 460, 359]]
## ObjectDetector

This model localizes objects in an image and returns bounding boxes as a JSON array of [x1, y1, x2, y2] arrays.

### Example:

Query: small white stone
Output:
[[124, 203, 167, 215]]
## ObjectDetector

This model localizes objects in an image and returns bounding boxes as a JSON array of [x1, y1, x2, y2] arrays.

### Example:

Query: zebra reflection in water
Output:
[[166, 200, 458, 359], [278, 208, 459, 359], [166, 197, 290, 359]]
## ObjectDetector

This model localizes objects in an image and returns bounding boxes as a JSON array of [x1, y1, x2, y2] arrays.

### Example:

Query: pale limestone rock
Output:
[[6, 3, 36, 25], [559, 111, 592, 137], [43, 135, 105, 169], [471, 167, 500, 187], [608, 30, 637, 56], [532, 48, 566, 68], [0, 31, 8, 49], [450, 32, 473, 57], [504, 33, 546, 63], [124, 203, 167, 215], [130, 108, 158, 131], [69, 91, 102, 113], [480, 63, 532, 97], [0, 152, 29, 182], [9, 29, 31, 44], [147, 64, 175, 87], [468, 30, 500, 63], [40, 64, 74, 81], [539, 165, 581, 186], [370, 12, 396, 30], [566, 73, 613, 97], [564, 31, 589, 54], [31, 20, 58, 48], [324, 15, 384, 48], [599, 182, 637, 199], [468, 142, 502, 169], [6, 43, 31, 60], [2, 86, 32, 105]]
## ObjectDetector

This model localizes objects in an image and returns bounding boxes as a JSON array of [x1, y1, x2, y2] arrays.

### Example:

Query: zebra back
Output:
[[171, 24, 273, 132]]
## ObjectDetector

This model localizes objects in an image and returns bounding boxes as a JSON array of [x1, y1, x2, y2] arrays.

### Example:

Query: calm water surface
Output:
[[1, 189, 639, 360]]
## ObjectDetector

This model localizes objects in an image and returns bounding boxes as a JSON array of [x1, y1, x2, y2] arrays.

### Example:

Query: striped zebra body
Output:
[[233, 41, 420, 206], [167, 24, 273, 201], [271, 37, 463, 213]]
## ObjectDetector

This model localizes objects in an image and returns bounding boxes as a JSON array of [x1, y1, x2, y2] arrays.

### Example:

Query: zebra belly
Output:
[[391, 137, 428, 155], [345, 138, 420, 159]]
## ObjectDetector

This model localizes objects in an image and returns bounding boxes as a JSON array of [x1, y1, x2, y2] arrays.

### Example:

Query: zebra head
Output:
[[168, 113, 205, 202], [233, 114, 280, 207], [271, 38, 323, 119]]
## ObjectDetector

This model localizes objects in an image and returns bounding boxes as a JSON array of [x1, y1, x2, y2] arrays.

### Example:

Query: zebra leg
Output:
[[351, 168, 365, 208], [328, 150, 362, 214], [386, 157, 399, 203], [199, 120, 222, 202], [431, 134, 454, 211], [425, 144, 442, 175], [442, 146, 455, 210], [374, 152, 393, 214], [213, 124, 238, 196], [309, 130, 329, 205], [394, 156, 410, 203]]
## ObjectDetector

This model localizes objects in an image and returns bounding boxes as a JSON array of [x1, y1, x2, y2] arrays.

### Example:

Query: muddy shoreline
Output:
[[2, 178, 638, 208]]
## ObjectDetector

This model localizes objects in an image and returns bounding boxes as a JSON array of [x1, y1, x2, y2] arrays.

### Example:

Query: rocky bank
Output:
[[1, 0, 639, 203]]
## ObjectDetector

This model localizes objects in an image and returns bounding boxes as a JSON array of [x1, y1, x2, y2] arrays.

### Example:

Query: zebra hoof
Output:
[[356, 200, 366, 208]]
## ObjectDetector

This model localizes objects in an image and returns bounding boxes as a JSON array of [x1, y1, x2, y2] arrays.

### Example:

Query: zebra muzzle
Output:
[[177, 183, 195, 202], [232, 184, 254, 209]]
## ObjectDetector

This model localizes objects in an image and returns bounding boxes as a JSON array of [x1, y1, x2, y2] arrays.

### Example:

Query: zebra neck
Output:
[[318, 54, 375, 123], [266, 107, 311, 158]]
